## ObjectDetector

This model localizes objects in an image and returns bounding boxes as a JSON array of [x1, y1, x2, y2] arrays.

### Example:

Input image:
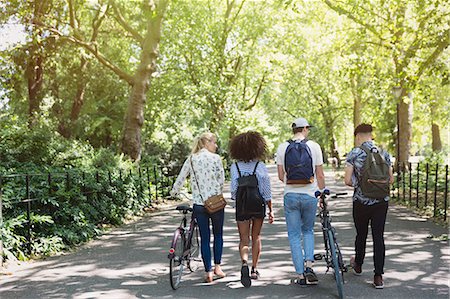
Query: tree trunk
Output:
[[27, 0, 51, 127], [322, 111, 340, 167], [26, 54, 44, 127], [396, 87, 413, 165], [120, 0, 168, 161], [432, 123, 442, 152], [350, 75, 362, 147], [70, 57, 89, 121]]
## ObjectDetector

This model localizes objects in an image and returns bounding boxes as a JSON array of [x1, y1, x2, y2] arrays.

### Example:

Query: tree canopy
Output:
[[1, 0, 449, 164]]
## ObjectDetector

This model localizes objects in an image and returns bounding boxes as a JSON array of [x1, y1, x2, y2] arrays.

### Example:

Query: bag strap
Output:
[[252, 161, 260, 174], [235, 162, 242, 178], [235, 161, 260, 177], [190, 156, 204, 201]]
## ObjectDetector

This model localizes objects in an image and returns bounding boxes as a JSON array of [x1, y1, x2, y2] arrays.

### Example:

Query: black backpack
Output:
[[235, 162, 266, 218], [358, 145, 390, 199]]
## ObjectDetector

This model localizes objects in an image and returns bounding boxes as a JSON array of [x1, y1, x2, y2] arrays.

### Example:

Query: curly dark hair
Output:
[[229, 131, 267, 162]]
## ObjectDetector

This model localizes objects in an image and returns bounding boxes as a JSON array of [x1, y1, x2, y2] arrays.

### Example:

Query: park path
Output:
[[0, 165, 448, 299]]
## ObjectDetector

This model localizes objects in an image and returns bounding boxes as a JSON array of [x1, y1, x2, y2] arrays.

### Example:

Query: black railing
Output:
[[0, 164, 182, 261], [393, 162, 449, 222]]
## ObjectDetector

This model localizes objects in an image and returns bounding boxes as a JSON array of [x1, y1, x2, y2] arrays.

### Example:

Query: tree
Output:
[[323, 0, 450, 163], [34, 0, 169, 161]]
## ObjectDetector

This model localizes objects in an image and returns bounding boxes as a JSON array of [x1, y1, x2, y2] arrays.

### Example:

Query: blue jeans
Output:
[[193, 204, 224, 272], [284, 192, 318, 274]]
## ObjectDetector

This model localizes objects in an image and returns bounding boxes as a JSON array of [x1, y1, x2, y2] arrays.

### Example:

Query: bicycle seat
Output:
[[176, 204, 193, 212]]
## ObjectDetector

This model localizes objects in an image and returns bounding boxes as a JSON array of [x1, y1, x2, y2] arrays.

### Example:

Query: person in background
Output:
[[229, 131, 274, 288], [170, 132, 226, 283]]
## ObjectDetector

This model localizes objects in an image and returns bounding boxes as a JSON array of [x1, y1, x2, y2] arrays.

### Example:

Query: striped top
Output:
[[230, 160, 272, 202]]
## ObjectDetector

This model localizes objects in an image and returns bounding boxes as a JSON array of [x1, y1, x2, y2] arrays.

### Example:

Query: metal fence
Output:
[[0, 165, 181, 266], [392, 162, 448, 222]]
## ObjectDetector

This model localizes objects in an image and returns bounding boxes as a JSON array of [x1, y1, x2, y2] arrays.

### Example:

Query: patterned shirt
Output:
[[230, 161, 272, 202], [345, 141, 392, 205], [171, 149, 225, 206]]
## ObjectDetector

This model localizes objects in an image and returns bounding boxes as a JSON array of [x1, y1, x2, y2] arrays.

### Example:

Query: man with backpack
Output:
[[276, 117, 326, 286], [344, 123, 394, 289]]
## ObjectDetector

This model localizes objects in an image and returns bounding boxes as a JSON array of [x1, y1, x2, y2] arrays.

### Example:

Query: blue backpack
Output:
[[284, 139, 314, 184]]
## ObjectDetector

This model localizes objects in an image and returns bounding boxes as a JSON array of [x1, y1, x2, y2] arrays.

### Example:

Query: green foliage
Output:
[[0, 114, 178, 261]]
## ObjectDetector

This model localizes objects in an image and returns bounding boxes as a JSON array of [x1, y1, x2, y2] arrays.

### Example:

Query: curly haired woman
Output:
[[229, 131, 273, 288]]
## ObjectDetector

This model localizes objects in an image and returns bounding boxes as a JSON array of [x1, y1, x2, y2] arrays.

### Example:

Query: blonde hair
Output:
[[192, 132, 216, 154]]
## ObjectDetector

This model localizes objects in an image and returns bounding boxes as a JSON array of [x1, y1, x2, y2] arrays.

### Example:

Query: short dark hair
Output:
[[229, 131, 267, 162], [292, 127, 307, 134], [354, 123, 373, 136]]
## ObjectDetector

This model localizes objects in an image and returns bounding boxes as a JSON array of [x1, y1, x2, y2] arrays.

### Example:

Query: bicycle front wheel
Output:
[[169, 228, 185, 290], [188, 224, 201, 272], [327, 229, 344, 299]]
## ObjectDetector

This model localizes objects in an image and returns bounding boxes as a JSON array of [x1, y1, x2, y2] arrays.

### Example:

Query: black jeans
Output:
[[352, 200, 388, 275]]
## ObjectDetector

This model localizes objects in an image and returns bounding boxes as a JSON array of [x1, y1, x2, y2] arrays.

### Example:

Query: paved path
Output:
[[1, 165, 448, 299]]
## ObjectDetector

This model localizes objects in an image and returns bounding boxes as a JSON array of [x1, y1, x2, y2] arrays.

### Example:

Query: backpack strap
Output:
[[252, 161, 260, 174], [235, 161, 259, 177], [235, 162, 242, 178]]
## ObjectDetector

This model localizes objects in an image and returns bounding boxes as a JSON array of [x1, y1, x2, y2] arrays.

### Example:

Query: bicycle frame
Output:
[[314, 192, 347, 299], [168, 206, 197, 260], [168, 204, 201, 290]]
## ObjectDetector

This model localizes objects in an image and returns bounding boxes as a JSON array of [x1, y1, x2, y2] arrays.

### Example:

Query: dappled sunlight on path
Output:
[[1, 166, 448, 298]]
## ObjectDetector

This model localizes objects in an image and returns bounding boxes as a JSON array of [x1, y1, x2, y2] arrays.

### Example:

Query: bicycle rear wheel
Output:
[[327, 229, 344, 299], [188, 224, 201, 272], [169, 229, 185, 290]]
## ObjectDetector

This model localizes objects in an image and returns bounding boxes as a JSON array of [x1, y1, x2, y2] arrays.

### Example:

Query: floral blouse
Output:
[[171, 149, 225, 205]]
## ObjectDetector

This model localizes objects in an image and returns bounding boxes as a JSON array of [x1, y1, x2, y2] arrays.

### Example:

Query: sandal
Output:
[[214, 268, 226, 278], [204, 271, 213, 283], [250, 269, 260, 280], [291, 277, 307, 287]]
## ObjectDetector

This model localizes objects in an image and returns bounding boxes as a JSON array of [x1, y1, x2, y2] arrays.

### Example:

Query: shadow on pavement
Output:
[[0, 165, 448, 299]]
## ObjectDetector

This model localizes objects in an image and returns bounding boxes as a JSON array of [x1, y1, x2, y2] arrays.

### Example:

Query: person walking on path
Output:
[[344, 123, 394, 289], [229, 131, 274, 288], [276, 117, 326, 286], [170, 132, 226, 283]]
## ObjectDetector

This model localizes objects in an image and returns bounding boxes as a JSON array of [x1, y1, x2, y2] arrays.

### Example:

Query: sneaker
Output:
[[291, 277, 307, 288], [304, 267, 318, 284], [240, 264, 251, 288], [350, 256, 362, 276], [373, 275, 384, 289]]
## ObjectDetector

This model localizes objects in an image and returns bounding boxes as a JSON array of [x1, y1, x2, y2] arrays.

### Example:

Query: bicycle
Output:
[[314, 190, 348, 299], [167, 195, 201, 290]]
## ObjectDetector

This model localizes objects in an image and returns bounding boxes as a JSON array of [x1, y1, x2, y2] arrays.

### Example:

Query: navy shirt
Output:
[[345, 141, 392, 205]]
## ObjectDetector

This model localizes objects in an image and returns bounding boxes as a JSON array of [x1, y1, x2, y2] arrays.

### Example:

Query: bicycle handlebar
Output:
[[331, 192, 348, 198], [315, 190, 348, 200]]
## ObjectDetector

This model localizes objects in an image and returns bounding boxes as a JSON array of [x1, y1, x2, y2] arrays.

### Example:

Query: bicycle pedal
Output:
[[314, 253, 323, 261]]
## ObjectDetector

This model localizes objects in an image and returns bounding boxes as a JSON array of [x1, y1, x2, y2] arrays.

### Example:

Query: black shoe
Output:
[[291, 277, 307, 287], [304, 267, 318, 284], [240, 264, 251, 288]]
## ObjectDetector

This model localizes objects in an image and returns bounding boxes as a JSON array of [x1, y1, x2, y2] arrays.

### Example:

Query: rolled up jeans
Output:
[[193, 204, 224, 272], [284, 192, 318, 274]]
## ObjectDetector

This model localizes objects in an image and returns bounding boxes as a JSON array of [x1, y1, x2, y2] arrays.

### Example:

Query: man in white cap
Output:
[[276, 117, 326, 286]]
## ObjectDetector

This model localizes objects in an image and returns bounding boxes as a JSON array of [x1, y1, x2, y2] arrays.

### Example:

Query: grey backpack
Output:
[[358, 145, 390, 199]]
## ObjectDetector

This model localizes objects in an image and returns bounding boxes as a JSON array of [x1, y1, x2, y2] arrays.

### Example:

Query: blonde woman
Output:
[[170, 132, 226, 283]]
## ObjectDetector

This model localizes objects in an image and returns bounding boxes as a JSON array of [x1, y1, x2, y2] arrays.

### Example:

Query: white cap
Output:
[[291, 117, 313, 129]]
